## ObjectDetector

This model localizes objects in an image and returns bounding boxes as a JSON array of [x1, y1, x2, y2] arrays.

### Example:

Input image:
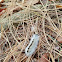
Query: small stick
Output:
[[1, 24, 4, 38]]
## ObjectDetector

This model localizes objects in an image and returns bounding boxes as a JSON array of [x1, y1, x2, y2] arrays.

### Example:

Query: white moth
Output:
[[25, 34, 39, 56]]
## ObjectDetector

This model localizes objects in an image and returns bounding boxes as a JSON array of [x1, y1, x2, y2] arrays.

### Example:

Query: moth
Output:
[[25, 34, 39, 56]]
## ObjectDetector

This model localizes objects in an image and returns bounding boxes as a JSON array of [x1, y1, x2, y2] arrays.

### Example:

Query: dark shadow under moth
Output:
[[25, 34, 39, 56]]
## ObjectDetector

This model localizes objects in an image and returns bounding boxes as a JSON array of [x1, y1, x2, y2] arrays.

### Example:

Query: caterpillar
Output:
[[25, 34, 39, 56]]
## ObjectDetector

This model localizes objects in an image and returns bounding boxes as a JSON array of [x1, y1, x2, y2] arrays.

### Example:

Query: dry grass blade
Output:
[[0, 0, 62, 62]]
